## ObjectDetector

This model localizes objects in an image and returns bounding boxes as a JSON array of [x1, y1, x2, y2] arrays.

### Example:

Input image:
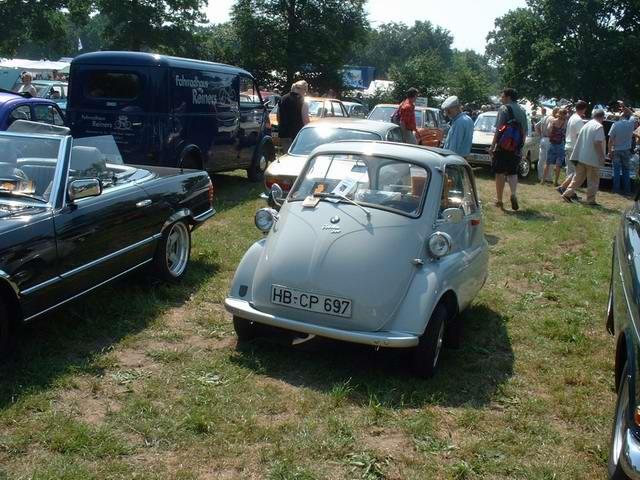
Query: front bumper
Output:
[[622, 429, 640, 479], [224, 297, 419, 348]]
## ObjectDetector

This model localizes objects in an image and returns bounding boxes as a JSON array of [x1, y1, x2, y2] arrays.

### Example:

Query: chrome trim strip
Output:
[[50, 135, 72, 210], [194, 208, 216, 222], [22, 234, 161, 296], [24, 258, 153, 322], [0, 270, 19, 295], [224, 297, 419, 348]]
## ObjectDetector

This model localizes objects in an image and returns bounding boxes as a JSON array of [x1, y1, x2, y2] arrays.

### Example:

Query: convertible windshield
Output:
[[0, 134, 61, 201], [289, 154, 429, 217], [289, 127, 381, 155], [474, 114, 497, 133], [0, 134, 127, 203]]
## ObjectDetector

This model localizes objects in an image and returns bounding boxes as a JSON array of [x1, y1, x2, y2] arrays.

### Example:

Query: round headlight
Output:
[[255, 208, 277, 232], [427, 232, 452, 258]]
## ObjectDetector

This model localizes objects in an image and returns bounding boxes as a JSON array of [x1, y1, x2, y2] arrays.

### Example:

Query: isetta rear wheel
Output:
[[411, 304, 447, 378], [233, 316, 258, 341]]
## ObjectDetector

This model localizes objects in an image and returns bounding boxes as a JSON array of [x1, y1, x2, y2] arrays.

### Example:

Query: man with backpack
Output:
[[489, 88, 528, 210]]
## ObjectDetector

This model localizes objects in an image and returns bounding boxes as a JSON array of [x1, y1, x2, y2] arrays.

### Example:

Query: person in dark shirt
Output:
[[277, 80, 310, 153]]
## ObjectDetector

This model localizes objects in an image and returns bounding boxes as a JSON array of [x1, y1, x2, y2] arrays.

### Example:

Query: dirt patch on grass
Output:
[[361, 429, 413, 458]]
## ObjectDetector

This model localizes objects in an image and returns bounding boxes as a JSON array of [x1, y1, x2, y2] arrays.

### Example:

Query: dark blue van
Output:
[[67, 51, 274, 180]]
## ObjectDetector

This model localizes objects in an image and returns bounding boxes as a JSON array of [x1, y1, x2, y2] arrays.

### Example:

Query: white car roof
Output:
[[309, 140, 466, 169]]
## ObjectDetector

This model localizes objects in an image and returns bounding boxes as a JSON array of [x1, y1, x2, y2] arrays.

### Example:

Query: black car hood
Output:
[[0, 201, 49, 231]]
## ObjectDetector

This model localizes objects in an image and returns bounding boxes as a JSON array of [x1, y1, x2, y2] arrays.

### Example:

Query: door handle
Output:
[[136, 199, 152, 208]]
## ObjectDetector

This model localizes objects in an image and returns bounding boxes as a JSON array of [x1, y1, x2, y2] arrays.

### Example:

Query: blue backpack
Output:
[[497, 106, 523, 153]]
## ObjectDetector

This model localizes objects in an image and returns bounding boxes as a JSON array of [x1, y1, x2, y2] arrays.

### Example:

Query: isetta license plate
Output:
[[271, 285, 352, 318]]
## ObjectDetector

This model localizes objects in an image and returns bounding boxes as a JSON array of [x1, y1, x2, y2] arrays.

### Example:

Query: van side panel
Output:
[[170, 68, 239, 172]]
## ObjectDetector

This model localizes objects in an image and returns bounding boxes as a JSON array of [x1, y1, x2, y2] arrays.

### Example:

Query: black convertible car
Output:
[[607, 190, 640, 480], [0, 129, 215, 353]]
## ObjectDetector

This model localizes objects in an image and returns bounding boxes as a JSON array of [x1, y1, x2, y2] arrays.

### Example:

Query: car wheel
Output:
[[411, 303, 447, 378], [153, 220, 191, 282], [0, 297, 14, 357], [518, 152, 531, 178], [609, 363, 633, 479], [233, 316, 258, 341], [248, 146, 270, 182]]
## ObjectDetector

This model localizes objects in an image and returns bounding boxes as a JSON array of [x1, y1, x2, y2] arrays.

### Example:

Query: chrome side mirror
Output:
[[68, 178, 102, 202], [268, 183, 284, 209], [441, 207, 464, 224]]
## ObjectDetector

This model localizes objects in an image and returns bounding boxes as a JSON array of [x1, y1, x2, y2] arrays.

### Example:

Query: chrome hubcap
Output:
[[612, 376, 629, 467], [165, 222, 189, 277], [259, 155, 267, 171], [433, 321, 446, 368], [520, 158, 530, 176]]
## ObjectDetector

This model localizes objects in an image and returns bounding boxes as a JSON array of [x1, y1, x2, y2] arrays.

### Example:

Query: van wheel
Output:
[[233, 316, 258, 341], [247, 147, 270, 182], [181, 149, 203, 170], [411, 304, 447, 379]]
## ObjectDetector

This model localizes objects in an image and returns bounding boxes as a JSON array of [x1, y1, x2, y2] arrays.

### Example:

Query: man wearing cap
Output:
[[441, 96, 474, 158], [561, 109, 607, 206], [277, 80, 310, 153]]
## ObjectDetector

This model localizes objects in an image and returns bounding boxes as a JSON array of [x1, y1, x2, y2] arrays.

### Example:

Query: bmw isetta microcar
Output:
[[225, 141, 489, 377]]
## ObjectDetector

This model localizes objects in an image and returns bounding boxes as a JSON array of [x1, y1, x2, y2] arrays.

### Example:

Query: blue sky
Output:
[[206, 0, 528, 54]]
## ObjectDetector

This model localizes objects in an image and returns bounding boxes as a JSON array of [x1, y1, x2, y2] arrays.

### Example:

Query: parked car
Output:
[[368, 104, 444, 147], [67, 51, 273, 180], [0, 90, 65, 131], [32, 80, 68, 112], [226, 141, 489, 378], [606, 194, 640, 480], [600, 119, 638, 182], [264, 118, 404, 192], [343, 101, 369, 118], [0, 130, 215, 353], [467, 110, 540, 178], [269, 97, 350, 144]]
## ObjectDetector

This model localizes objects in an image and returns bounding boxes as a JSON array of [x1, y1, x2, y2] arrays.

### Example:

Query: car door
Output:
[[53, 145, 157, 300], [618, 205, 640, 337], [238, 75, 265, 166], [418, 110, 441, 147], [437, 164, 484, 304]]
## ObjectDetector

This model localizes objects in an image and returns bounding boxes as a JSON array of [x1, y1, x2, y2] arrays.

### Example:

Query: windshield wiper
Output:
[[314, 192, 371, 219], [0, 190, 47, 203]]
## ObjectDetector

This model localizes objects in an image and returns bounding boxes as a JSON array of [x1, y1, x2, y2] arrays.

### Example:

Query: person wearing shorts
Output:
[[541, 108, 567, 186], [493, 150, 520, 176]]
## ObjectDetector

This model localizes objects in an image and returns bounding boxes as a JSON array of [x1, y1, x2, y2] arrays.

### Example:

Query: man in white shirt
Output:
[[557, 101, 588, 195], [561, 109, 607, 205]]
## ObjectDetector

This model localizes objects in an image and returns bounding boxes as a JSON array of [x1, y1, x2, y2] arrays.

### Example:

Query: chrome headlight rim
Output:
[[255, 208, 278, 232], [427, 231, 452, 258]]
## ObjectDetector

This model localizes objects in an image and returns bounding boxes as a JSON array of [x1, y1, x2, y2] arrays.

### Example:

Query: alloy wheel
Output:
[[165, 222, 190, 277]]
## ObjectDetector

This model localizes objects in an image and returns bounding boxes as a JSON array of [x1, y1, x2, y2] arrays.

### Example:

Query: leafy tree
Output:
[[388, 54, 448, 103], [487, 0, 640, 103], [231, 0, 367, 92], [449, 50, 495, 106], [96, 0, 207, 55]]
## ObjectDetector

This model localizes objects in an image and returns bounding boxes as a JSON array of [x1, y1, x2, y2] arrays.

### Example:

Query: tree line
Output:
[[2, 0, 637, 105]]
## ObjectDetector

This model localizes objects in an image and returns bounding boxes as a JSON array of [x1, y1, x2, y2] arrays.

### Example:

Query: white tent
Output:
[[0, 58, 70, 72]]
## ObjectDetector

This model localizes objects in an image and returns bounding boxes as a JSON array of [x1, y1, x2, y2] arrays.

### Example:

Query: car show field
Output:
[[0, 169, 628, 479]]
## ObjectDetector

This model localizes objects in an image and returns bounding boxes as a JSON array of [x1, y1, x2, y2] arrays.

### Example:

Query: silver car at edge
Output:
[[225, 141, 489, 378]]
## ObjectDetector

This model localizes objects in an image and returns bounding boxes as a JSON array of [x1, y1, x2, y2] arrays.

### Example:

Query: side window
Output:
[[332, 101, 345, 117], [440, 165, 478, 216], [425, 111, 437, 128], [9, 105, 31, 123], [386, 127, 404, 143], [239, 76, 260, 106], [414, 110, 423, 128], [34, 105, 65, 126]]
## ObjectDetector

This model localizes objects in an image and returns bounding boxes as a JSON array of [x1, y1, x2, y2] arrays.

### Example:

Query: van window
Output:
[[87, 72, 140, 99], [172, 69, 236, 113], [240, 76, 260, 104]]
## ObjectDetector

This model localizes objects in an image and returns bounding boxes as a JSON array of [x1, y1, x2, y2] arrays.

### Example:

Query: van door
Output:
[[238, 75, 265, 167], [68, 67, 154, 165]]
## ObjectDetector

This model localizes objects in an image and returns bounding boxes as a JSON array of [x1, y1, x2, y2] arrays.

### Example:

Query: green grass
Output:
[[0, 169, 630, 479]]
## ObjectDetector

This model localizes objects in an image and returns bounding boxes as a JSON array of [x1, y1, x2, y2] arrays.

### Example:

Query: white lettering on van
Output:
[[192, 89, 218, 106], [175, 74, 210, 89]]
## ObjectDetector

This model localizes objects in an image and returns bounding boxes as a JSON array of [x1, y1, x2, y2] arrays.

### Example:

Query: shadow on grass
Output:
[[0, 258, 217, 410], [209, 172, 265, 215], [230, 303, 513, 409]]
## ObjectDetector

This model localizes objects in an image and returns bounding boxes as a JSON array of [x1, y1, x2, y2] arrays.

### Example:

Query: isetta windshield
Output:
[[289, 153, 429, 217]]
